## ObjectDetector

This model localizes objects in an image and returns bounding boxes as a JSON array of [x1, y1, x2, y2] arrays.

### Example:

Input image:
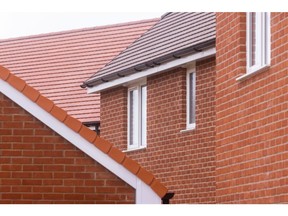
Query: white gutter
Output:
[[87, 47, 216, 94], [0, 79, 161, 204]]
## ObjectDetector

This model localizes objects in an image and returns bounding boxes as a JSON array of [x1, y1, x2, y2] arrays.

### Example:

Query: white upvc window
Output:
[[127, 83, 147, 150], [186, 68, 196, 130], [246, 12, 270, 74]]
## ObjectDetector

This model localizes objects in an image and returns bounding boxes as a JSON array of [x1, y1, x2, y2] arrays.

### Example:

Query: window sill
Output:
[[180, 124, 196, 133], [123, 146, 147, 153], [236, 65, 270, 82]]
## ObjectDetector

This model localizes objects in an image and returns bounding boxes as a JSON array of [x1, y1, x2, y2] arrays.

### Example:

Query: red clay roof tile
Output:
[[79, 126, 98, 143], [0, 65, 11, 80], [93, 137, 112, 154], [151, 178, 168, 198], [123, 157, 140, 175], [36, 95, 54, 112], [107, 146, 126, 164], [7, 73, 26, 92], [22, 85, 40, 102], [64, 115, 83, 132], [0, 66, 169, 199], [0, 19, 159, 123], [137, 168, 155, 185], [50, 105, 68, 122]]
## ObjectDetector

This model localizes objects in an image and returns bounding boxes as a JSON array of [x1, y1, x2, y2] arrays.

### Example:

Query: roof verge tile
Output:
[[93, 137, 112, 153], [22, 85, 40, 102], [123, 157, 140, 175], [7, 73, 26, 92], [108, 146, 126, 164], [0, 66, 11, 80], [36, 95, 54, 112], [50, 105, 68, 122], [64, 115, 83, 132], [79, 126, 98, 143], [137, 168, 155, 185], [151, 178, 169, 198]]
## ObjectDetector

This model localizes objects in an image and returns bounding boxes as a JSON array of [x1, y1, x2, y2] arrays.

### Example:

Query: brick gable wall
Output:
[[101, 58, 216, 203], [215, 12, 288, 203], [0, 93, 135, 204]]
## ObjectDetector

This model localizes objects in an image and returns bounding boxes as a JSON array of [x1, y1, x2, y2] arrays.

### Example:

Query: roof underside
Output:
[[0, 19, 158, 122], [83, 12, 216, 87]]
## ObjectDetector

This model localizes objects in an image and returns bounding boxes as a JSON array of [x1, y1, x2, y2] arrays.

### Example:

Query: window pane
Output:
[[141, 86, 147, 146], [189, 73, 195, 124], [129, 89, 138, 146]]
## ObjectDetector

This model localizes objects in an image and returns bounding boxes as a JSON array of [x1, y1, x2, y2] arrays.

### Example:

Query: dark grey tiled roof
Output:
[[83, 12, 216, 87]]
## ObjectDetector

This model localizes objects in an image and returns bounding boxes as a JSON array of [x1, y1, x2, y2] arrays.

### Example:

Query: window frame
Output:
[[127, 82, 147, 150], [186, 67, 196, 130], [246, 12, 270, 75]]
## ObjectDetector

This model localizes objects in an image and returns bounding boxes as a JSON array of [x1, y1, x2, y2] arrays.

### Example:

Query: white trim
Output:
[[236, 65, 269, 82], [246, 12, 270, 74], [87, 47, 216, 94], [0, 79, 161, 204], [123, 146, 147, 153], [186, 65, 196, 130], [127, 82, 147, 150]]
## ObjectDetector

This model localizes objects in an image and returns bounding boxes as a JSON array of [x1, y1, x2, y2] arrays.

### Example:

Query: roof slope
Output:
[[0, 65, 168, 202], [0, 19, 158, 123], [83, 12, 216, 87]]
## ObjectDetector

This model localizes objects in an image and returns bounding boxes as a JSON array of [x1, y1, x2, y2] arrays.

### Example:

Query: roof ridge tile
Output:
[[0, 65, 169, 199]]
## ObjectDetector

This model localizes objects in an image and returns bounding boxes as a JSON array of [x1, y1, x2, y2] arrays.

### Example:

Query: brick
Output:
[[0, 73, 135, 204], [101, 63, 217, 203], [215, 12, 288, 203]]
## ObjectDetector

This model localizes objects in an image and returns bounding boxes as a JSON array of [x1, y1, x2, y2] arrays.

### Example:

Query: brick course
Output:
[[215, 12, 288, 203], [101, 58, 217, 203], [0, 93, 135, 204]]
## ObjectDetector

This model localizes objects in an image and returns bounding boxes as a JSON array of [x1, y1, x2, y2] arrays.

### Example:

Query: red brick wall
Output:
[[215, 12, 288, 203], [0, 93, 135, 204], [101, 58, 216, 203], [101, 86, 128, 148]]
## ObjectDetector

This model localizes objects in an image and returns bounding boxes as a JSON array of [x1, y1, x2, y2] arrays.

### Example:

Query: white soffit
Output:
[[88, 47, 216, 94]]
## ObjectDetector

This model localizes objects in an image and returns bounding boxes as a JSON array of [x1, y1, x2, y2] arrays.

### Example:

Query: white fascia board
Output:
[[0, 80, 161, 204], [88, 47, 216, 94], [136, 180, 162, 204]]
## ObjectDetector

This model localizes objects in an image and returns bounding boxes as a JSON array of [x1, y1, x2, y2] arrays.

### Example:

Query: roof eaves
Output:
[[81, 38, 215, 88]]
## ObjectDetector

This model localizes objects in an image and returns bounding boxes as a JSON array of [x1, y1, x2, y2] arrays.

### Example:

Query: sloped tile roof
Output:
[[83, 12, 216, 87], [0, 19, 159, 123], [0, 65, 168, 199]]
